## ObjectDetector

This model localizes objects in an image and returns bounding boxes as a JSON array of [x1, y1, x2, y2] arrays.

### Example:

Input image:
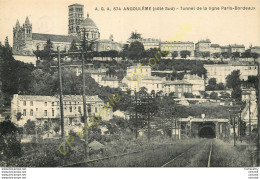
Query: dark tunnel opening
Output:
[[199, 127, 216, 138]]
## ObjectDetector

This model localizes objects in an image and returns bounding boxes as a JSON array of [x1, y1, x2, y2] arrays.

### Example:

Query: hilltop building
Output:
[[204, 61, 258, 84], [195, 39, 245, 57], [13, 4, 122, 56]]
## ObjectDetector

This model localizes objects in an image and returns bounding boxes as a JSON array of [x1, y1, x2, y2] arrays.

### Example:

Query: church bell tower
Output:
[[68, 4, 84, 36]]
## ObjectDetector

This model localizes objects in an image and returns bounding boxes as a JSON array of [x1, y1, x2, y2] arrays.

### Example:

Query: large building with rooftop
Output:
[[13, 4, 122, 56]]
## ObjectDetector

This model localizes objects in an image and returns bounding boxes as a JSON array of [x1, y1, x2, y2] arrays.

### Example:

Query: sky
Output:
[[0, 0, 259, 48]]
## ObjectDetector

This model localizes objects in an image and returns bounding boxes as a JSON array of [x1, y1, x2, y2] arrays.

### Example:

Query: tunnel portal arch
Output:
[[198, 122, 216, 138]]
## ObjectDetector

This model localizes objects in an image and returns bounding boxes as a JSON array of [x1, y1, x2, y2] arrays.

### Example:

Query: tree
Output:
[[180, 50, 191, 59], [156, 90, 164, 97], [232, 52, 240, 59], [30, 69, 56, 95], [119, 44, 129, 60], [231, 86, 242, 101], [184, 93, 194, 98], [219, 92, 230, 99], [240, 121, 247, 136], [206, 78, 217, 91], [16, 112, 23, 121], [1, 45, 34, 104], [212, 52, 221, 59], [215, 83, 225, 90], [195, 51, 201, 57], [106, 67, 117, 76], [127, 41, 145, 62], [129, 31, 142, 40], [69, 39, 78, 52], [226, 70, 242, 101], [189, 61, 207, 78], [107, 50, 119, 60], [171, 71, 185, 80], [4, 36, 10, 49], [208, 78, 217, 86], [201, 51, 210, 59], [139, 87, 148, 95], [221, 52, 230, 59], [44, 39, 53, 51], [251, 53, 259, 63], [226, 70, 241, 89], [171, 51, 178, 59], [241, 51, 251, 58], [209, 92, 218, 100], [33, 39, 54, 61], [24, 119, 36, 135], [54, 126, 60, 134], [0, 120, 22, 158], [200, 91, 209, 98]]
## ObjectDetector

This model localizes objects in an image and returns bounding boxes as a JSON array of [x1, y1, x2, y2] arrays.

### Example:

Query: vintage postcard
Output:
[[0, 0, 259, 177]]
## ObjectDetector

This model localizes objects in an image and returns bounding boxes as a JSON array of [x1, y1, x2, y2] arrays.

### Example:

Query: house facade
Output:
[[11, 94, 112, 132], [204, 62, 258, 84]]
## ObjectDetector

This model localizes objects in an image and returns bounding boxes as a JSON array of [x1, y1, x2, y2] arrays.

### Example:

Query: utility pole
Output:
[[81, 28, 89, 160], [178, 121, 181, 140], [228, 109, 236, 146], [57, 47, 64, 139], [147, 105, 150, 142], [190, 119, 192, 138], [170, 107, 173, 138], [239, 108, 242, 142], [175, 118, 177, 140], [147, 95, 153, 142], [134, 90, 138, 139], [248, 94, 251, 143]]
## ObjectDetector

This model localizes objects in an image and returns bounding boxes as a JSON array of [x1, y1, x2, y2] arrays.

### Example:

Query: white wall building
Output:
[[100, 76, 119, 88], [183, 74, 205, 95], [126, 65, 152, 77], [204, 63, 258, 84], [140, 76, 166, 94], [11, 94, 112, 133]]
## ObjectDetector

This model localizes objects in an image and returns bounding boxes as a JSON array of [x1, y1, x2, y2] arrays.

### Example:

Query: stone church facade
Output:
[[13, 4, 122, 56]]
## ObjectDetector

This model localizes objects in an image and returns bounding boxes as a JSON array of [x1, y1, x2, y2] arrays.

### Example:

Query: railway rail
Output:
[[61, 142, 177, 167], [161, 139, 214, 167], [61, 139, 214, 167]]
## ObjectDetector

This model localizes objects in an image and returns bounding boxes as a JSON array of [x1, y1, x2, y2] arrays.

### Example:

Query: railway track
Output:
[[61, 142, 177, 167], [61, 139, 213, 167], [161, 139, 214, 167]]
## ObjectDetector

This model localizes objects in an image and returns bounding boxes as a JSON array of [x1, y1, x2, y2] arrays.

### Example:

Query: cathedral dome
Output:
[[81, 13, 98, 29]]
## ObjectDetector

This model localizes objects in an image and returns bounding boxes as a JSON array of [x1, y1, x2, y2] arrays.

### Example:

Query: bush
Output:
[[184, 93, 194, 98], [209, 92, 218, 100]]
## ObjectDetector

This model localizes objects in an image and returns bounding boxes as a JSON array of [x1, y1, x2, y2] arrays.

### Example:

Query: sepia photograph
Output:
[[0, 0, 259, 176]]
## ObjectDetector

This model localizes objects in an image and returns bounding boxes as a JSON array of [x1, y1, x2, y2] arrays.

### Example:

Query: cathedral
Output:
[[13, 3, 122, 56]]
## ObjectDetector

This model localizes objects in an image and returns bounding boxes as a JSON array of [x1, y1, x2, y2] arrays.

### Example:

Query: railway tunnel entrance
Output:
[[198, 123, 216, 138]]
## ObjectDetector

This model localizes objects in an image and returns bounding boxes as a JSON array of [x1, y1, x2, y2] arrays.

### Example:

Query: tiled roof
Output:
[[211, 44, 220, 48], [164, 80, 192, 85], [198, 39, 211, 43], [102, 76, 118, 81], [32, 33, 81, 43], [161, 41, 194, 44], [220, 46, 229, 49], [127, 65, 151, 69], [16, 95, 103, 103], [142, 76, 164, 81], [229, 44, 245, 48]]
